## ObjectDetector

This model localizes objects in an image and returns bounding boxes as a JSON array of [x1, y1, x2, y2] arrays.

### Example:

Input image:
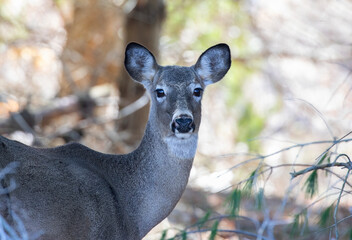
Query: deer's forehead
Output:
[[155, 66, 201, 88]]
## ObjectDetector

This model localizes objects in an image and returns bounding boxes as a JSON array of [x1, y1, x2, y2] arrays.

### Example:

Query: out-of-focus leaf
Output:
[[237, 103, 265, 152]]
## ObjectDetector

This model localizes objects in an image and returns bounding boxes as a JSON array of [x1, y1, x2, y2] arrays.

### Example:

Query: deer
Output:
[[0, 42, 231, 239]]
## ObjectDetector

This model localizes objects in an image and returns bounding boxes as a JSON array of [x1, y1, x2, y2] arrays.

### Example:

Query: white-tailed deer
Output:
[[0, 43, 231, 239]]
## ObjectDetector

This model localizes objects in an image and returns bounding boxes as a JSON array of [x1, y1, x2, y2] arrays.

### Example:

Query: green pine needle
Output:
[[197, 211, 211, 229], [317, 152, 328, 164], [181, 231, 187, 240], [318, 204, 334, 227], [256, 187, 264, 210], [290, 210, 308, 237], [209, 220, 219, 240], [227, 188, 242, 215], [243, 170, 256, 196], [303, 170, 318, 198], [290, 213, 300, 236], [159, 230, 167, 240]]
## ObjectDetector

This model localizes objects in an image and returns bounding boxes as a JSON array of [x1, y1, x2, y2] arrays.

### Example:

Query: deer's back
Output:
[[0, 136, 129, 239]]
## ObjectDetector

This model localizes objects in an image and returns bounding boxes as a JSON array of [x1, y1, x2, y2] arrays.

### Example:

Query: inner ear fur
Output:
[[194, 43, 231, 86], [124, 42, 159, 86]]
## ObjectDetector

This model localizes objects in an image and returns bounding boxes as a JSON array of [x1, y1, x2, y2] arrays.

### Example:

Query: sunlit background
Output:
[[0, 0, 352, 239]]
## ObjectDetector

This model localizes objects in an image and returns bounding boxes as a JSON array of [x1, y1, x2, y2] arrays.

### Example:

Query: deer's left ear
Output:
[[124, 42, 159, 88], [193, 43, 231, 86]]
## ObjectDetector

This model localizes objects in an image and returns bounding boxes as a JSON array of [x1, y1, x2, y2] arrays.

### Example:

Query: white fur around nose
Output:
[[175, 132, 191, 139], [164, 134, 198, 160]]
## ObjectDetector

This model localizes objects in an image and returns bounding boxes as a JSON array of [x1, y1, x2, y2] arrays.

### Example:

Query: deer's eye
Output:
[[155, 89, 166, 98], [193, 88, 203, 97]]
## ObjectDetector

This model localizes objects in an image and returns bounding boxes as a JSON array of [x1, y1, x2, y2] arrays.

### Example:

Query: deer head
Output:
[[124, 43, 231, 159]]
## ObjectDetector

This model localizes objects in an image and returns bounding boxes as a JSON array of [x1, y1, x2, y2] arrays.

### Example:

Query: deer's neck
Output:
[[109, 119, 198, 238]]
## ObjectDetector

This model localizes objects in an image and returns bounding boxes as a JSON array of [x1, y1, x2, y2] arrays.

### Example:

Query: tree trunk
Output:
[[117, 0, 165, 149]]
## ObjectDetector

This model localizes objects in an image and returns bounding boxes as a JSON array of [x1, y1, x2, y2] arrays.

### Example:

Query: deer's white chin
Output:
[[175, 132, 192, 139], [164, 134, 198, 160]]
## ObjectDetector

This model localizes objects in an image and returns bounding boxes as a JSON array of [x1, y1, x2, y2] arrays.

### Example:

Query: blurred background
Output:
[[0, 0, 352, 239]]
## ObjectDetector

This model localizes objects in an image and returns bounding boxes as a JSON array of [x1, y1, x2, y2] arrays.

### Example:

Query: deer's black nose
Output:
[[172, 115, 194, 133]]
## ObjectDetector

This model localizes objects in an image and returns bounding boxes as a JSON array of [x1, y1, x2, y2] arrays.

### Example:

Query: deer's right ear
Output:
[[124, 42, 159, 87], [194, 43, 231, 86]]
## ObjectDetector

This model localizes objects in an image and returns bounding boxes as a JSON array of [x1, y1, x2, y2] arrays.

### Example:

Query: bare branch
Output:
[[290, 161, 352, 178]]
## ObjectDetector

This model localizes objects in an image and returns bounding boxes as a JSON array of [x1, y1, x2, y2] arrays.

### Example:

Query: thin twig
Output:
[[286, 98, 335, 139], [184, 214, 260, 232], [117, 92, 149, 119], [48, 92, 149, 139], [218, 135, 352, 178], [333, 155, 351, 239], [290, 161, 352, 178], [171, 228, 270, 240]]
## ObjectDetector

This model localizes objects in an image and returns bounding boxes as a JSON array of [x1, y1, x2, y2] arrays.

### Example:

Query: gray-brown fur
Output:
[[0, 43, 231, 239]]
